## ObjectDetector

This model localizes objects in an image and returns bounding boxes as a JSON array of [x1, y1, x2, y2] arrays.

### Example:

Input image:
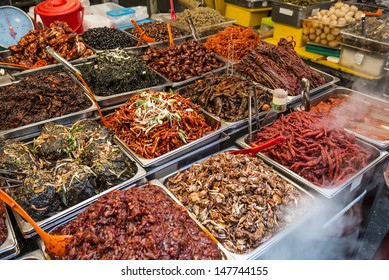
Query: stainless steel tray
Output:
[[17, 249, 45, 260], [0, 208, 19, 260], [143, 40, 228, 88], [156, 147, 315, 260], [236, 134, 388, 199], [102, 103, 232, 168], [9, 132, 147, 238], [38, 180, 233, 260], [293, 87, 389, 150], [0, 75, 97, 140]]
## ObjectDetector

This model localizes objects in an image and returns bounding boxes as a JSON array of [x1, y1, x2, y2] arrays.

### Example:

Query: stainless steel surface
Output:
[[248, 89, 253, 142], [111, 108, 231, 168], [253, 87, 261, 131], [300, 78, 311, 111], [156, 147, 315, 260], [45, 46, 81, 76], [17, 249, 45, 260], [37, 180, 233, 260], [294, 87, 389, 150], [9, 134, 147, 238], [186, 16, 200, 41], [236, 135, 388, 198], [0, 208, 19, 260], [0, 78, 97, 140]]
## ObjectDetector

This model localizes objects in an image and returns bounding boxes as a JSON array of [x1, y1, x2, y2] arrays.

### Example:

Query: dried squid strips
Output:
[[1, 120, 137, 221], [166, 152, 304, 254]]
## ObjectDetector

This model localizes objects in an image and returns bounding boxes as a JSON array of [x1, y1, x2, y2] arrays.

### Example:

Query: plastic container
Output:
[[260, 16, 274, 38], [83, 14, 112, 31], [271, 88, 288, 112], [34, 0, 85, 33], [271, 0, 333, 28], [107, 7, 135, 29], [339, 43, 387, 77], [88, 2, 123, 17]]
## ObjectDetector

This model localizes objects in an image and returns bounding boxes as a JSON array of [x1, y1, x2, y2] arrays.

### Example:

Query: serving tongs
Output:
[[186, 16, 200, 41], [130, 19, 156, 46], [0, 188, 72, 256], [0, 169, 25, 189], [45, 46, 107, 125], [299, 78, 311, 112], [230, 136, 286, 156]]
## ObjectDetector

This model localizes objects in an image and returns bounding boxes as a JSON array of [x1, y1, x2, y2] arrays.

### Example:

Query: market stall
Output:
[[0, 0, 388, 261]]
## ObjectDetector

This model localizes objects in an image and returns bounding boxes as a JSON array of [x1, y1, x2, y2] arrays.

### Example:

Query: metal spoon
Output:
[[0, 189, 71, 256]]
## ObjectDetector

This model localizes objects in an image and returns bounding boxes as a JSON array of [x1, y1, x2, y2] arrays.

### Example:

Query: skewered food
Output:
[[166, 152, 305, 254], [0, 71, 92, 131], [49, 184, 223, 260], [104, 90, 214, 159], [180, 73, 272, 122], [250, 111, 372, 187], [0, 120, 137, 221], [6, 21, 93, 68]]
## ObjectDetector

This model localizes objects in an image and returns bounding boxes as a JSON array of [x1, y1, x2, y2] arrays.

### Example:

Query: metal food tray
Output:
[[236, 134, 387, 199], [17, 249, 45, 260], [295, 87, 389, 150], [156, 147, 315, 260], [37, 180, 233, 260], [145, 40, 228, 89], [385, 160, 389, 189], [271, 0, 334, 28], [9, 132, 147, 238], [103, 103, 232, 168], [0, 208, 19, 260], [225, 0, 272, 8], [0, 50, 96, 76], [0, 75, 97, 140]]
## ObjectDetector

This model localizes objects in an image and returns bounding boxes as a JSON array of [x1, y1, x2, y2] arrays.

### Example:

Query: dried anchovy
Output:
[[1, 120, 137, 222], [82, 27, 138, 50], [180, 74, 272, 122], [125, 21, 188, 42], [50, 184, 223, 260], [166, 152, 305, 254], [0, 71, 92, 131], [79, 48, 163, 96], [0, 202, 7, 246], [176, 7, 224, 27]]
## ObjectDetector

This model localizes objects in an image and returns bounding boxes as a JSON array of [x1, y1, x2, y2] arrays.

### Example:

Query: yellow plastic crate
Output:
[[225, 3, 271, 27], [273, 22, 305, 47]]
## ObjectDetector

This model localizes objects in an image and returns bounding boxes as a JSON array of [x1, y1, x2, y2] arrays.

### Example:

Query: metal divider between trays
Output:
[[155, 147, 316, 260], [0, 209, 20, 260]]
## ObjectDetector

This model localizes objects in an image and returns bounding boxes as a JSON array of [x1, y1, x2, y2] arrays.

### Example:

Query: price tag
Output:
[[350, 174, 363, 192], [279, 8, 294, 16], [311, 8, 320, 16], [353, 52, 364, 65], [262, 1, 268, 7]]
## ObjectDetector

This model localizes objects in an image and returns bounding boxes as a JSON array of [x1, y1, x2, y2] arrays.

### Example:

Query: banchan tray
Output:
[[293, 86, 389, 150], [142, 40, 228, 88], [17, 249, 45, 260], [12, 56, 173, 108], [156, 147, 315, 260], [0, 207, 19, 260], [0, 73, 97, 140], [236, 131, 387, 199], [38, 180, 233, 260], [7, 128, 146, 238], [100, 101, 232, 169]]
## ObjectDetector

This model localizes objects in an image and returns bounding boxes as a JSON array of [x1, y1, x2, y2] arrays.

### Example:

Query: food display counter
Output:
[[0, 1, 388, 261]]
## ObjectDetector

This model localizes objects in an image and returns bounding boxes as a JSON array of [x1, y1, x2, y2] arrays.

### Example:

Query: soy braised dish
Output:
[[166, 152, 307, 255], [0, 120, 137, 222], [0, 71, 92, 131], [47, 184, 224, 260]]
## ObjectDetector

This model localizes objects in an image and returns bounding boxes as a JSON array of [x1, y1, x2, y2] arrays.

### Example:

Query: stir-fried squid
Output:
[[104, 90, 214, 159], [166, 152, 305, 254]]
